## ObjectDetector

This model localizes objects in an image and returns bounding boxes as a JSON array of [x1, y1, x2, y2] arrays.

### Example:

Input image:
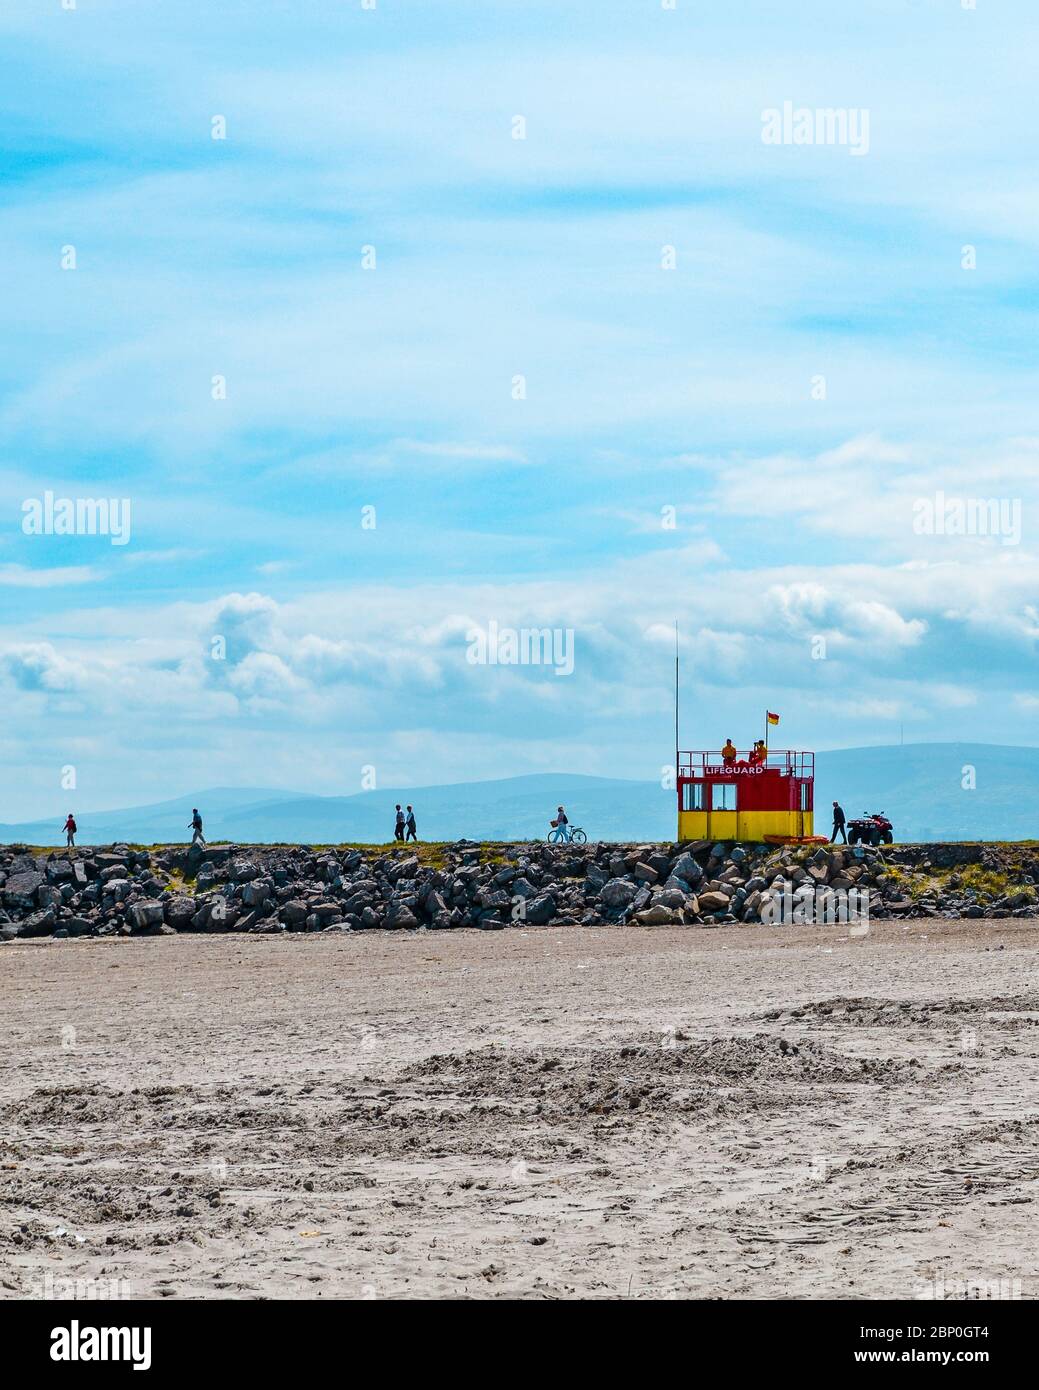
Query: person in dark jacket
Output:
[[831, 801, 847, 844], [394, 804, 405, 841], [405, 805, 417, 842], [190, 808, 206, 848], [63, 813, 77, 849]]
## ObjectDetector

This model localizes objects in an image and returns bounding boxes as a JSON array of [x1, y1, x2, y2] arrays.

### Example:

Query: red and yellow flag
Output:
[[766, 711, 780, 726]]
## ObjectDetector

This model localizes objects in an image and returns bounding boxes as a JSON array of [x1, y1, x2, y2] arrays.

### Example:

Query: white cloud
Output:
[[399, 441, 528, 463], [0, 563, 97, 587], [1, 642, 87, 692]]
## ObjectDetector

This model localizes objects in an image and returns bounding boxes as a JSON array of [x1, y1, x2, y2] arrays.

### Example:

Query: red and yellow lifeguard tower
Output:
[[677, 746, 816, 843]]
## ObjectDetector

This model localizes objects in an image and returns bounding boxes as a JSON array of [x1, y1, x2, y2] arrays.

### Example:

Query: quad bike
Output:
[[847, 811, 893, 846]]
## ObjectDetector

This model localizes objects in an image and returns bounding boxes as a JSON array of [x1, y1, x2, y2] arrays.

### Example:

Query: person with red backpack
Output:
[[63, 813, 77, 850]]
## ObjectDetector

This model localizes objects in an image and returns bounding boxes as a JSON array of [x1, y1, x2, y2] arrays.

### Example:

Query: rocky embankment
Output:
[[1, 839, 1038, 941]]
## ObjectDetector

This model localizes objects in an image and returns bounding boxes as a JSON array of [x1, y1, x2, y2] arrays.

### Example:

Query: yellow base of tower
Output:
[[678, 810, 814, 843]]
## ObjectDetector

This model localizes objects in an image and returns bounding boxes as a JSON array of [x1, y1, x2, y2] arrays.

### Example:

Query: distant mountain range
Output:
[[2, 745, 1035, 846]]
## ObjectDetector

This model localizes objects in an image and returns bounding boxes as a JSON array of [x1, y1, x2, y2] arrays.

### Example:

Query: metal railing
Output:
[[678, 750, 814, 777]]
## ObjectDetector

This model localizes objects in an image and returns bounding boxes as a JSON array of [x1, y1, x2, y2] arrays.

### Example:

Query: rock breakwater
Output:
[[1, 839, 1036, 941]]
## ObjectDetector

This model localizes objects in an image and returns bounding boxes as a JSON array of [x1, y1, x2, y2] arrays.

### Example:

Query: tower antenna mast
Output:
[[674, 618, 680, 783]]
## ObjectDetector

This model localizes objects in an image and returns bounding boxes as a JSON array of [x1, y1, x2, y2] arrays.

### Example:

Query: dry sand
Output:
[[2, 918, 1038, 1300]]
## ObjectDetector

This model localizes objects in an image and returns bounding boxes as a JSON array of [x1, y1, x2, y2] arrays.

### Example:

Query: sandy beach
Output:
[[3, 918, 1037, 1301]]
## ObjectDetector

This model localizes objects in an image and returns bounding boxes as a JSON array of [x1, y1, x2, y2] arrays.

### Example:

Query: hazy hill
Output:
[[1, 745, 1035, 845], [815, 743, 1037, 842]]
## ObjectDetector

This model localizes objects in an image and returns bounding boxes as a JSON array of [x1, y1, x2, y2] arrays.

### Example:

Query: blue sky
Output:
[[2, 0, 1038, 818]]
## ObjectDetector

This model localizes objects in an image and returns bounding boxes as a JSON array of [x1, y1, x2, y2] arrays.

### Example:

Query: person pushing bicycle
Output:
[[547, 809, 587, 844]]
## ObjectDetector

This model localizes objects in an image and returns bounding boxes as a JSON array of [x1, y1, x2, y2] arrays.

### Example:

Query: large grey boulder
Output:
[[600, 877, 636, 910], [163, 896, 197, 930], [388, 856, 420, 882], [3, 871, 43, 908], [127, 900, 165, 931], [386, 900, 419, 928], [240, 878, 273, 908], [279, 899, 308, 926], [137, 920, 176, 936], [635, 904, 680, 926], [1004, 889, 1037, 910], [654, 888, 687, 910], [93, 853, 129, 871], [22, 908, 57, 937], [670, 854, 703, 885], [524, 892, 556, 925]]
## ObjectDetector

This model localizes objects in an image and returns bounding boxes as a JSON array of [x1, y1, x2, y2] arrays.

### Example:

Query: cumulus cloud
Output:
[[841, 601, 926, 648], [0, 542, 1036, 819], [1, 643, 87, 692], [226, 651, 306, 705]]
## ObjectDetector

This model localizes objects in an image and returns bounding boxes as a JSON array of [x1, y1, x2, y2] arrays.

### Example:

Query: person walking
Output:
[[405, 805, 417, 842], [190, 807, 206, 848], [551, 805, 570, 842], [394, 804, 405, 841], [63, 812, 77, 850], [831, 801, 847, 844]]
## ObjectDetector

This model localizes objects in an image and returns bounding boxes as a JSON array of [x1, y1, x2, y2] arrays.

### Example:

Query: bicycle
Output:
[[547, 823, 587, 844]]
